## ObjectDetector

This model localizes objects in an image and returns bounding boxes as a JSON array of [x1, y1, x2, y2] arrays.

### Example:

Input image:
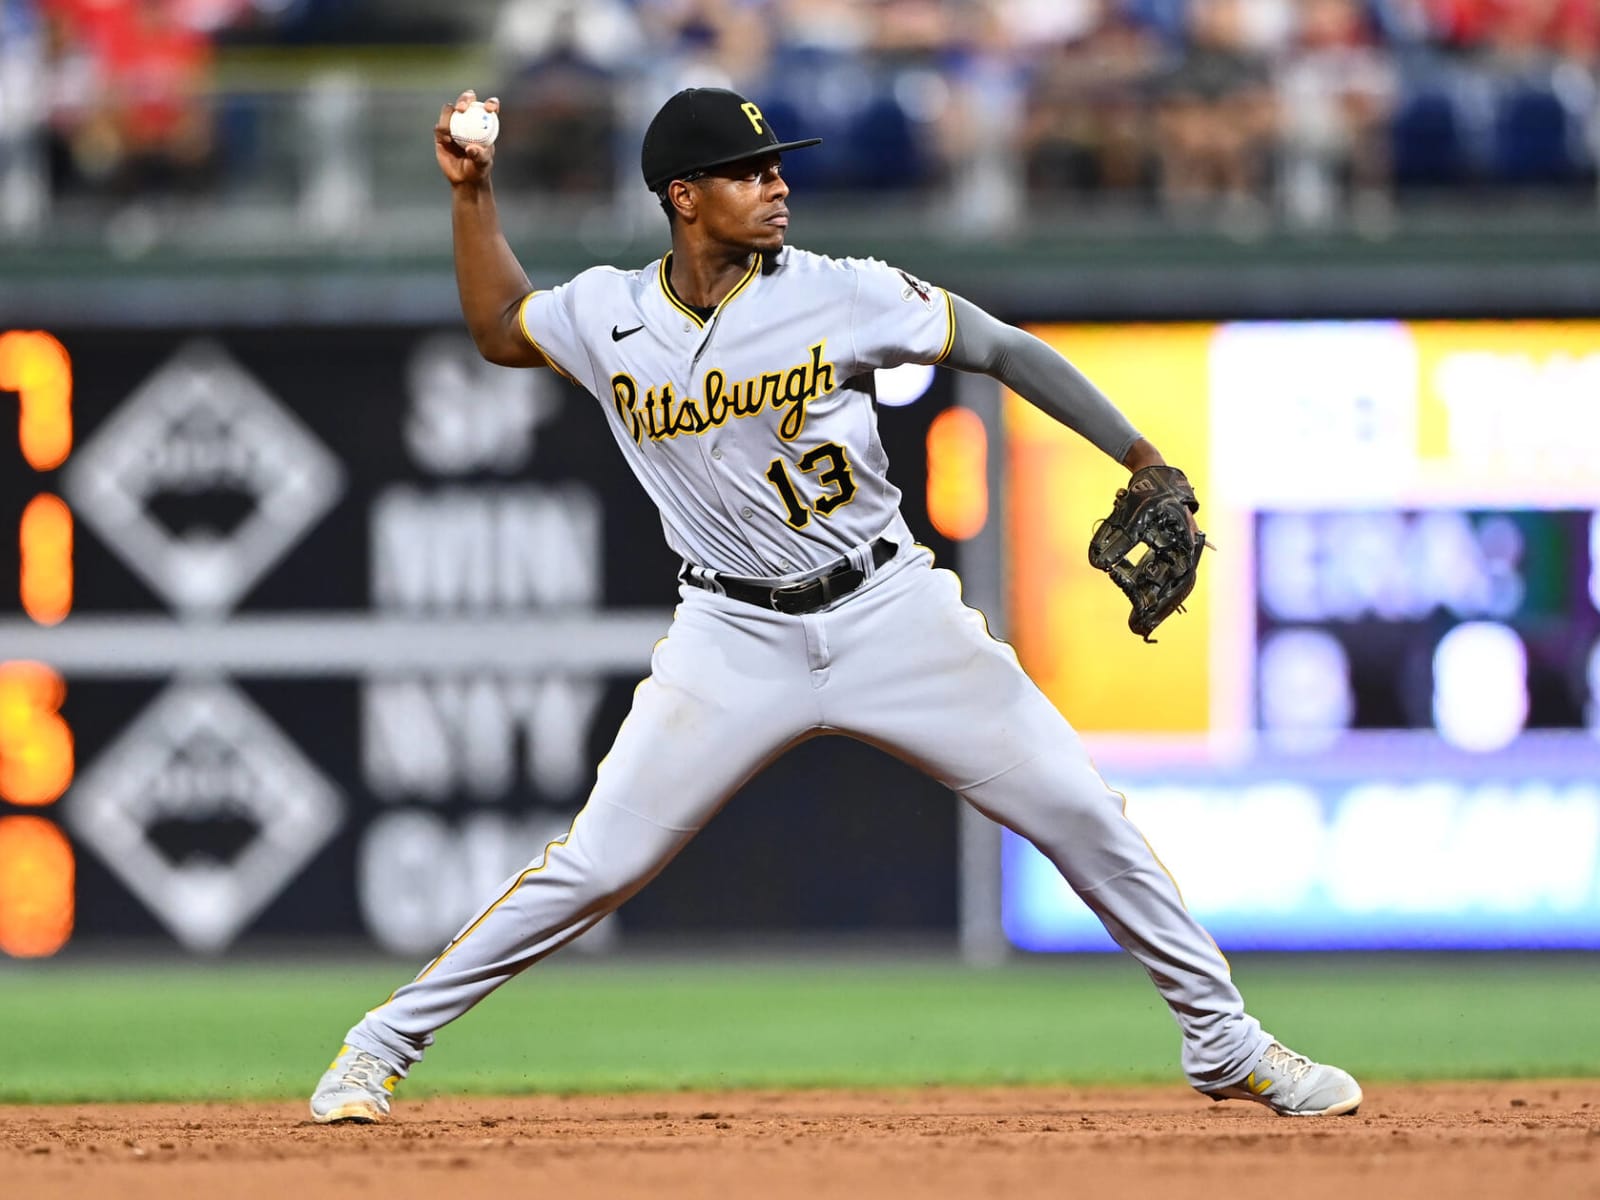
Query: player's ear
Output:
[[667, 178, 699, 223]]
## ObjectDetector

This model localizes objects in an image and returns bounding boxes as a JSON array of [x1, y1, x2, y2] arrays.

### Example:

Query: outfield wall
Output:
[[3, 306, 1599, 960]]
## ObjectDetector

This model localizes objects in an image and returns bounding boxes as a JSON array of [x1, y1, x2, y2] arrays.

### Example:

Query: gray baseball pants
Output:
[[344, 548, 1268, 1089]]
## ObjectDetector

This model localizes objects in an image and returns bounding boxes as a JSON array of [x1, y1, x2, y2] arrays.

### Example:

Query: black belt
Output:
[[683, 537, 898, 614]]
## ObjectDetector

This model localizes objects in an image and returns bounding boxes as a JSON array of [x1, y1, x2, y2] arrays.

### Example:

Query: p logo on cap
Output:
[[640, 87, 822, 191]]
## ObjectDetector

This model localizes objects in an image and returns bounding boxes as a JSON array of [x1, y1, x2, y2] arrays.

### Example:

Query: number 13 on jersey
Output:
[[764, 441, 857, 529]]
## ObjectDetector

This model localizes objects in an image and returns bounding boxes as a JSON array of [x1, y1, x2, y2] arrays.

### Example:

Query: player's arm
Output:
[[943, 294, 1163, 472], [435, 92, 547, 369]]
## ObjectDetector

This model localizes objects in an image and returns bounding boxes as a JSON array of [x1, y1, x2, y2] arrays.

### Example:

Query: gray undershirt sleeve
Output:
[[943, 293, 1141, 463]]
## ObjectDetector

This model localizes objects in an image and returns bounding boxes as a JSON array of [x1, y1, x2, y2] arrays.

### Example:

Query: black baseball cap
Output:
[[641, 87, 821, 192]]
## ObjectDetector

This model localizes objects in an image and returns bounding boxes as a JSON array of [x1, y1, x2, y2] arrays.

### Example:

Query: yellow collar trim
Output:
[[659, 252, 760, 329]]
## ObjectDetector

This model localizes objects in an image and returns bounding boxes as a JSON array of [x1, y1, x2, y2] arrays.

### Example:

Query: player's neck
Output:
[[666, 242, 758, 310]]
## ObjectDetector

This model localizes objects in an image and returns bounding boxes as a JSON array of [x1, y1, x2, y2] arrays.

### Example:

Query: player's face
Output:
[[692, 154, 790, 252]]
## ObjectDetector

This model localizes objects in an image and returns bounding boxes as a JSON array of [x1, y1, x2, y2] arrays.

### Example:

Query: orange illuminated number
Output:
[[3, 331, 74, 621], [20, 494, 72, 625], [0, 334, 76, 959], [0, 331, 73, 470], [0, 662, 74, 807], [926, 407, 988, 540], [0, 817, 75, 958]]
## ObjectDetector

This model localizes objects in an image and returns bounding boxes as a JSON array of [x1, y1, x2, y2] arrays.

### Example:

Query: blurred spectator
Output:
[[1122, 0, 1193, 46], [1226, 0, 1298, 55], [869, 0, 964, 58], [2, 0, 47, 231], [101, 1, 216, 195], [994, 0, 1106, 50], [494, 0, 644, 69], [1278, 0, 1398, 226], [1385, 0, 1597, 191], [1420, 0, 1598, 64], [1149, 0, 1280, 220], [39, 0, 217, 200], [770, 0, 872, 57], [491, 0, 643, 194], [749, 0, 943, 196], [37, 6, 114, 198], [637, 0, 775, 93], [1021, 6, 1162, 200], [932, 1, 1029, 229], [1470, 1, 1597, 186], [169, 0, 255, 35]]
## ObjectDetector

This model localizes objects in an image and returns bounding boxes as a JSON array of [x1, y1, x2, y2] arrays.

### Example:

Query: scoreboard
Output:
[[1, 326, 961, 958], [1002, 318, 1600, 950]]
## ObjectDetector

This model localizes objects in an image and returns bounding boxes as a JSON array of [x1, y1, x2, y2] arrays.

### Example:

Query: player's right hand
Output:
[[435, 91, 498, 185]]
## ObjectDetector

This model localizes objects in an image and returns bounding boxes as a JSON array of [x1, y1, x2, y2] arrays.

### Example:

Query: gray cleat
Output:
[[1204, 1040, 1363, 1117], [309, 1044, 400, 1124]]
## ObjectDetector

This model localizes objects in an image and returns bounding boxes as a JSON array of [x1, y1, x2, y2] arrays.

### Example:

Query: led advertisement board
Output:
[[1004, 319, 1600, 950]]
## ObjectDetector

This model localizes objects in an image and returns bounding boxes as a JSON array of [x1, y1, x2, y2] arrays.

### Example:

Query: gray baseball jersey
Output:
[[517, 247, 951, 579]]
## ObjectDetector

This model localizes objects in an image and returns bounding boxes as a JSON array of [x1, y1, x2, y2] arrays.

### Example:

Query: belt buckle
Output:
[[768, 578, 824, 613]]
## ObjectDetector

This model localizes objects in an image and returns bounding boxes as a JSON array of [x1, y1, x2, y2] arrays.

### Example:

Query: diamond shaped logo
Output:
[[66, 682, 344, 952], [65, 341, 344, 615]]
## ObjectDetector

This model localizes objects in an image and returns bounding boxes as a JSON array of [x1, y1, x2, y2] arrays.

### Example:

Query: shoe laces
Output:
[[1261, 1042, 1315, 1083], [339, 1050, 393, 1092]]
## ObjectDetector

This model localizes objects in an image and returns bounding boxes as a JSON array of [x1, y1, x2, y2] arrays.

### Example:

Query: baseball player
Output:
[[311, 87, 1361, 1122]]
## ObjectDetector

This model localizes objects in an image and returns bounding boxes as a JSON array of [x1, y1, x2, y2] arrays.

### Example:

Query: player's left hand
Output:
[[435, 91, 499, 185], [1088, 465, 1206, 642]]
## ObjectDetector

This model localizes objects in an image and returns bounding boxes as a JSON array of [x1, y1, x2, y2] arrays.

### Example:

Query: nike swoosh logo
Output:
[[611, 324, 644, 342]]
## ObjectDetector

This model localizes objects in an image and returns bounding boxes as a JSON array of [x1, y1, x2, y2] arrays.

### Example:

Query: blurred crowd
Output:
[[3, 0, 1598, 235]]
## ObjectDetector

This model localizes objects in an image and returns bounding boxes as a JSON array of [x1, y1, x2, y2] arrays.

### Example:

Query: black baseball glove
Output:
[[1088, 465, 1205, 642]]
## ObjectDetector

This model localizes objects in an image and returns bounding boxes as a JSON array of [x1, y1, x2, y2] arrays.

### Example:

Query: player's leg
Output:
[[313, 591, 813, 1119], [823, 558, 1270, 1089]]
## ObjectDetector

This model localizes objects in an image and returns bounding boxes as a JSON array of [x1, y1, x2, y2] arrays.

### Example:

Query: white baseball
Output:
[[450, 101, 499, 149]]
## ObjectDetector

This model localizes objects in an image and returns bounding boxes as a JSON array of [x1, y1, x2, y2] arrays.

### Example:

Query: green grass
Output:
[[0, 955, 1595, 1103]]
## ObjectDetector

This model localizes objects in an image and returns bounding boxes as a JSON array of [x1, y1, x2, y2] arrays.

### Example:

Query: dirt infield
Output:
[[4, 1081, 1598, 1200]]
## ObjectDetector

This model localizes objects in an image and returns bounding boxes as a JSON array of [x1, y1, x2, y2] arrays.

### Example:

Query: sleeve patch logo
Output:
[[897, 270, 934, 308]]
